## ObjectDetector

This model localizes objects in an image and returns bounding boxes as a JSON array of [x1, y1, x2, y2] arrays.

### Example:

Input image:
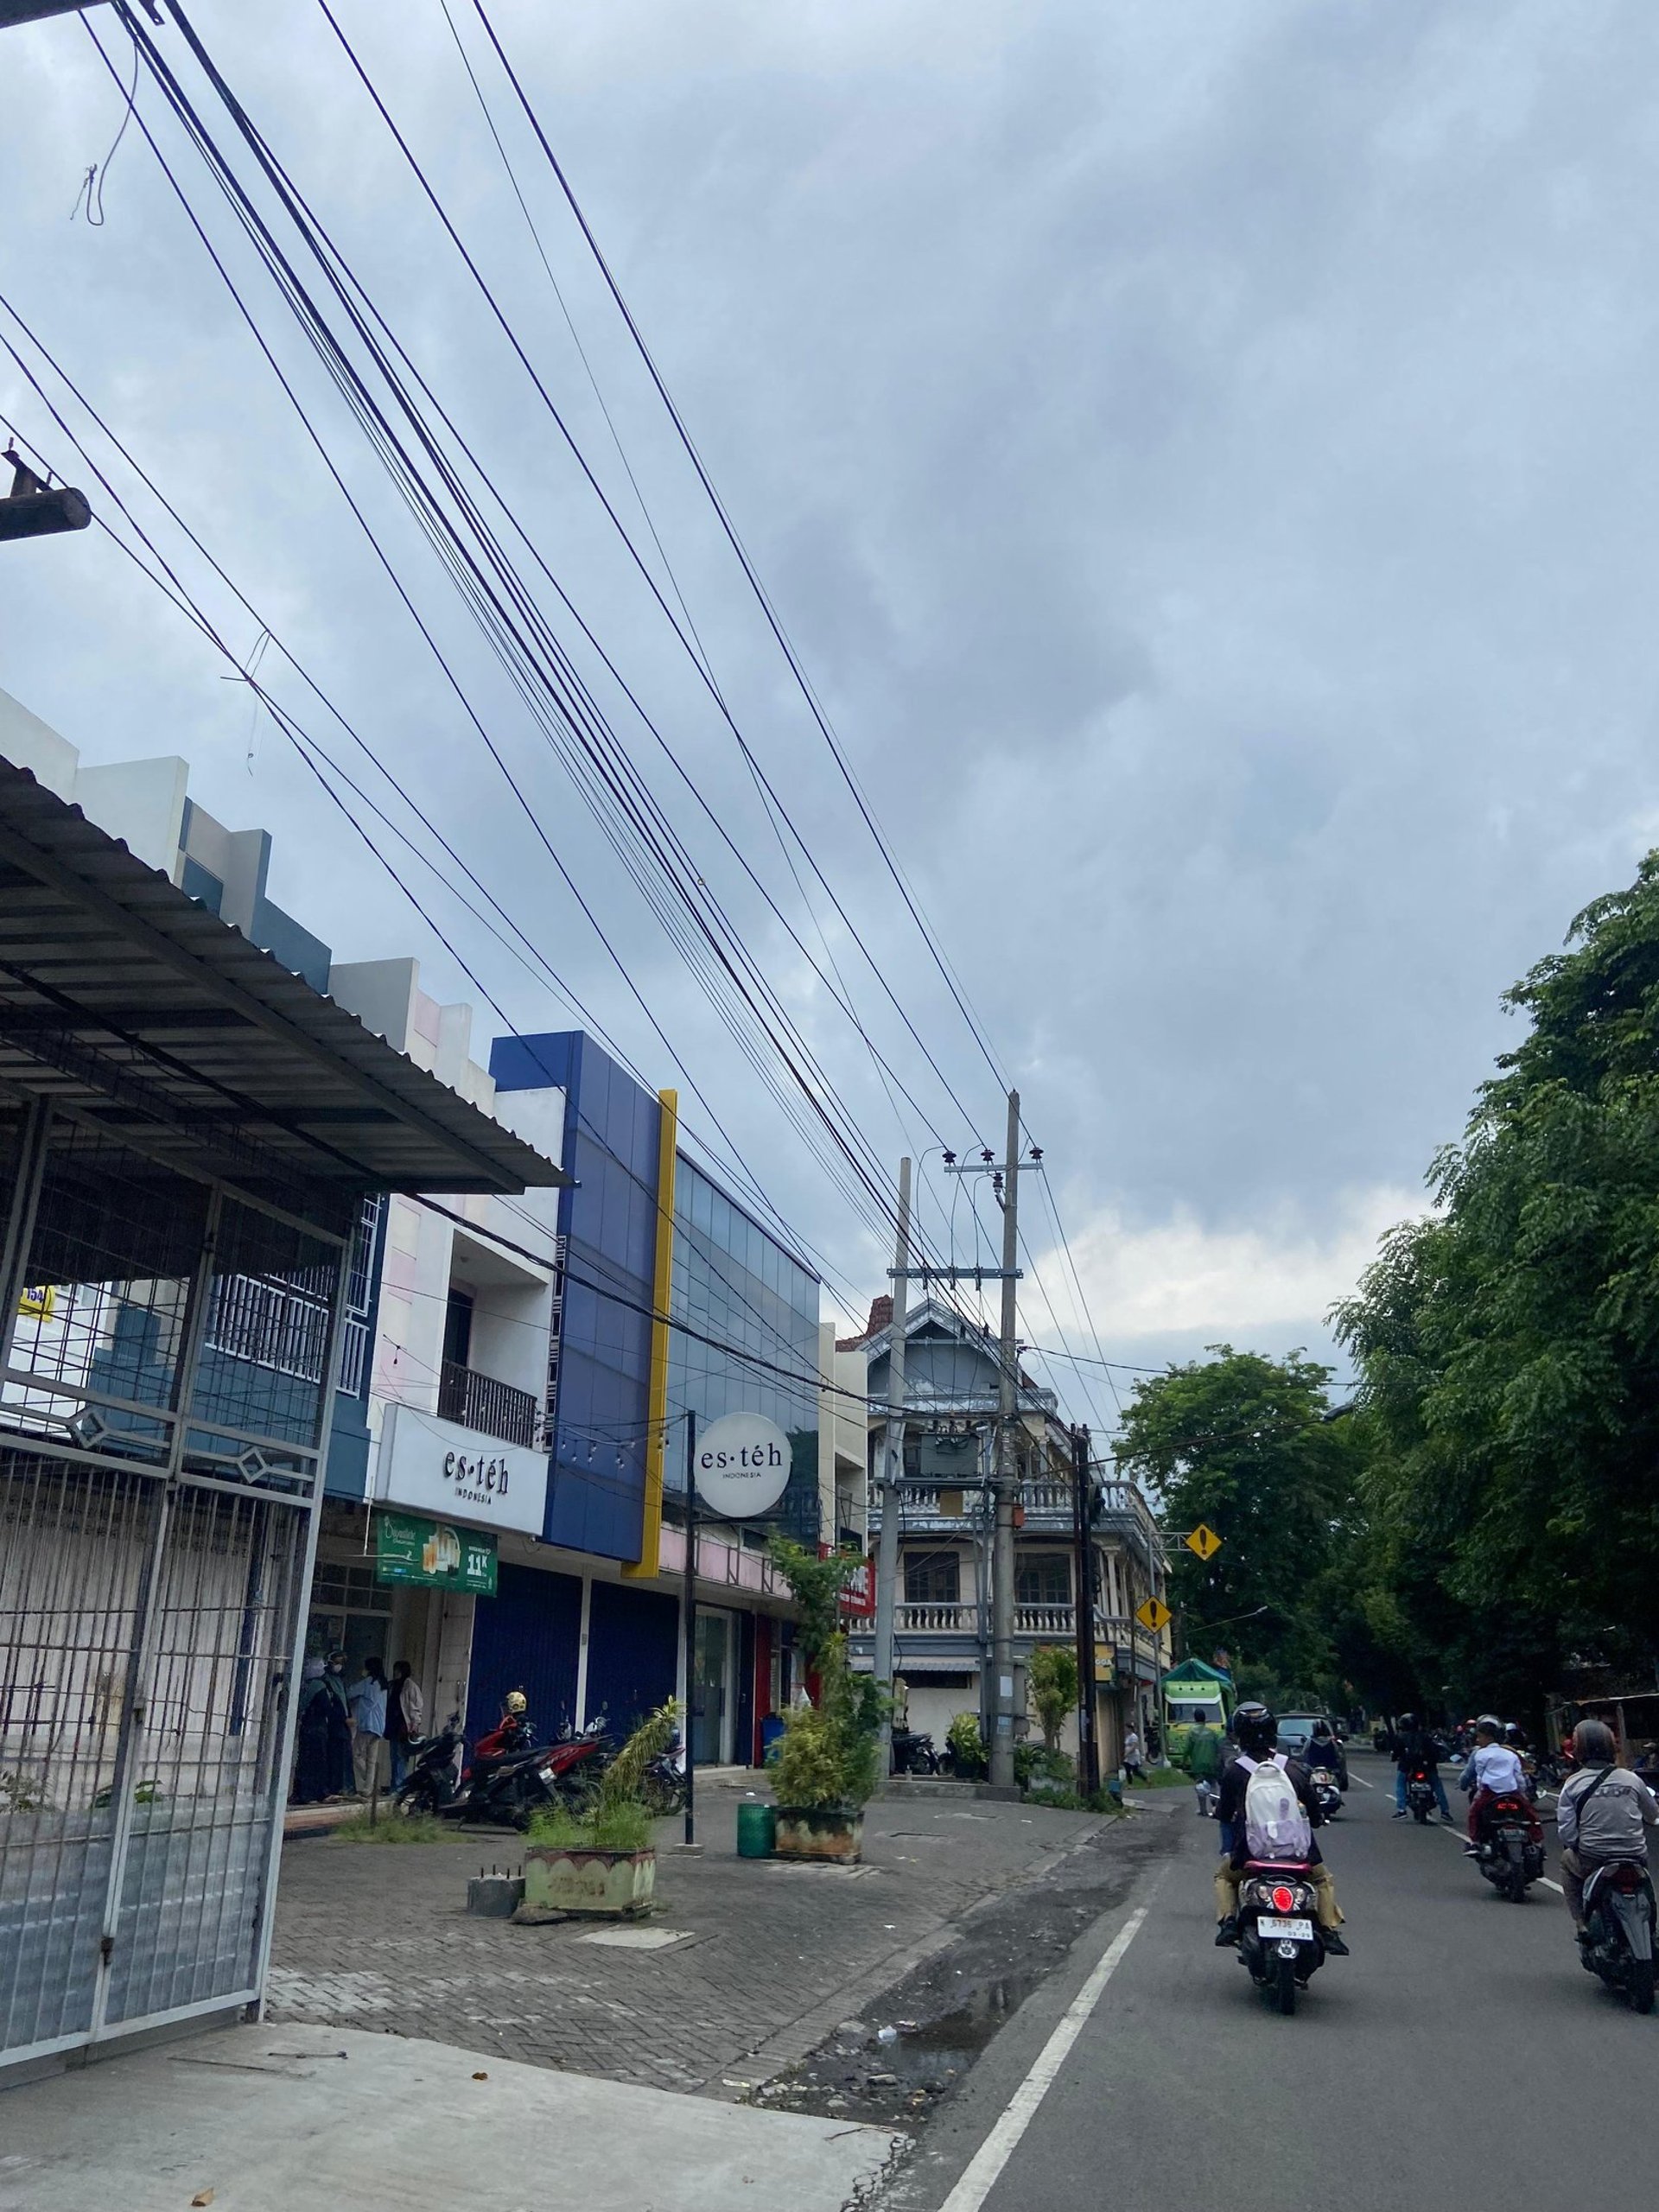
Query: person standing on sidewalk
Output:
[[347, 1656, 390, 1799], [385, 1660, 424, 1789], [1182, 1707, 1225, 1816], [1122, 1724, 1146, 1783]]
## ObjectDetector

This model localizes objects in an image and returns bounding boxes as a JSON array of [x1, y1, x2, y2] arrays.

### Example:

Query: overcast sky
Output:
[[3, 0, 1656, 1421]]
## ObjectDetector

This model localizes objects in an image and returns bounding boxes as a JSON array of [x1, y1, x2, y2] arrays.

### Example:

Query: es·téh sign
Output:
[[693, 1410, 792, 1518], [375, 1510, 498, 1595]]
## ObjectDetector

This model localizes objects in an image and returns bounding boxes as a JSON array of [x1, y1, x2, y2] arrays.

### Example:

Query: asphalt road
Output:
[[887, 1755, 1652, 2211]]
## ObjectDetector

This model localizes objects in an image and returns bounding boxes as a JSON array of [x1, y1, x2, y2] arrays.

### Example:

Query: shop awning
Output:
[[0, 759, 567, 1196]]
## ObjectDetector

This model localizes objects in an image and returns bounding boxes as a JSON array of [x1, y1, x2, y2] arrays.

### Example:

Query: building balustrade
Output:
[[885, 1601, 1154, 1644], [436, 1357, 542, 1449]]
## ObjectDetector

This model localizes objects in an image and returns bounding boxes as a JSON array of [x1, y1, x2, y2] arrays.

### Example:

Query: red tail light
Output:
[[1271, 1885, 1296, 1914], [1612, 1864, 1645, 1892]]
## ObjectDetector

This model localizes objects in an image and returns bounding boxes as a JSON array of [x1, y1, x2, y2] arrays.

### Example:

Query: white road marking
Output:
[[1349, 1772, 1375, 1789], [939, 1907, 1149, 2212]]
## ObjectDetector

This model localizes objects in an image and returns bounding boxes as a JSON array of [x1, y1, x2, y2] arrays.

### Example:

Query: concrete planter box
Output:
[[773, 1808, 864, 1863], [522, 1844, 657, 1916]]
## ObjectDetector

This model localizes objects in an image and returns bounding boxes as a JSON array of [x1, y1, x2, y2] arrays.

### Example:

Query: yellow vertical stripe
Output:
[[623, 1087, 677, 1580]]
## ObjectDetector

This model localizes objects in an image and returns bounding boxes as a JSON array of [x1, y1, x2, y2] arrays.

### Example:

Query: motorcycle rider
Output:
[[1459, 1718, 1539, 1853], [1303, 1720, 1342, 1777], [1557, 1718, 1659, 1941], [1213, 1702, 1348, 1955], [1392, 1712, 1453, 1821], [470, 1689, 534, 1776]]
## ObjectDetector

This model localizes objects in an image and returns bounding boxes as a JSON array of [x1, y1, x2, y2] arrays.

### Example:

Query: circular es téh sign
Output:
[[693, 1411, 792, 1518]]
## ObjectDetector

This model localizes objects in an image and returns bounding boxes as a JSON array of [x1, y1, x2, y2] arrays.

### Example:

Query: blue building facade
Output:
[[490, 1030, 664, 1563], [665, 1153, 822, 1546]]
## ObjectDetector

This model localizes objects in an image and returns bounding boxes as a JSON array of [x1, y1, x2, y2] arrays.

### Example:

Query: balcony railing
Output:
[[437, 1358, 541, 1448], [883, 1603, 1158, 1645]]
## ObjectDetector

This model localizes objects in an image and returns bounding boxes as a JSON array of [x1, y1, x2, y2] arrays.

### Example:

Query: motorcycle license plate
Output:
[[1255, 1916, 1313, 1942], [538, 1767, 556, 1784], [1498, 1827, 1527, 1841]]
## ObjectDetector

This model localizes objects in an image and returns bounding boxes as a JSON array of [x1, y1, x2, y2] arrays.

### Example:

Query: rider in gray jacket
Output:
[[1556, 1719, 1659, 1936]]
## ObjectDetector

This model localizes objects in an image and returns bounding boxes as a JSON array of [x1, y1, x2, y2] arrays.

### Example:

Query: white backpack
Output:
[[1238, 1752, 1312, 1862]]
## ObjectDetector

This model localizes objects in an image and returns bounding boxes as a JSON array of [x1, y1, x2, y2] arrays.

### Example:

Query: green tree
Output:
[[1334, 851, 1659, 1699], [767, 1537, 861, 1673], [1114, 1346, 1359, 1704], [1027, 1643, 1077, 1752]]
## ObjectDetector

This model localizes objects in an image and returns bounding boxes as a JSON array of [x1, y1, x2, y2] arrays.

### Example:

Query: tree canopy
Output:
[[1113, 1345, 1362, 1705], [1333, 851, 1659, 1703]]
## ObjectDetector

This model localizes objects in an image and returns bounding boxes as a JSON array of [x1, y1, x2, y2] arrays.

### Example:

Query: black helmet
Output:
[[1503, 1722, 1528, 1749], [1399, 1712, 1419, 1732], [1235, 1702, 1277, 1758]]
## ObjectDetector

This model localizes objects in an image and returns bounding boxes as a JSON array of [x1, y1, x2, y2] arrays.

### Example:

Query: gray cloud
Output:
[[3, 0, 1658, 1390]]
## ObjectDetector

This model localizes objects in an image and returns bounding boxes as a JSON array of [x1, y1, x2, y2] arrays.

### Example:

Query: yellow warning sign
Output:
[[1135, 1596, 1172, 1635], [1184, 1523, 1223, 1562]]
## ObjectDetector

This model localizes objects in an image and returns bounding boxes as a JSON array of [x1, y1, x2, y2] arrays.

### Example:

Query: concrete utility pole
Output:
[[872, 1155, 910, 1771], [1071, 1423, 1100, 1797], [988, 1089, 1021, 1789]]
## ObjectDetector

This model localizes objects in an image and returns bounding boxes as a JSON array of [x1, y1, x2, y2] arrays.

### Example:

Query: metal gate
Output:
[[0, 1456, 312, 2060], [0, 1110, 345, 2075]]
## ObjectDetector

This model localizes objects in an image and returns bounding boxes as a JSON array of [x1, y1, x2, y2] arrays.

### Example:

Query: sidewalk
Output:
[[268, 1779, 1110, 2097], [0, 2022, 899, 2212]]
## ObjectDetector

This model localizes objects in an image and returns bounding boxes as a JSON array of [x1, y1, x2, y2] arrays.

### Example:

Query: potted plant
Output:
[[770, 1632, 883, 1862], [520, 1700, 680, 1918]]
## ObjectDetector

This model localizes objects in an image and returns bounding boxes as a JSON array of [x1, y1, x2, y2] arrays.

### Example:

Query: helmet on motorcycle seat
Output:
[[503, 1689, 528, 1714], [1234, 1702, 1277, 1758]]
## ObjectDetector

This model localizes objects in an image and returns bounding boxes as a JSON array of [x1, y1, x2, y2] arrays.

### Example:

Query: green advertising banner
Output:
[[374, 1510, 498, 1596]]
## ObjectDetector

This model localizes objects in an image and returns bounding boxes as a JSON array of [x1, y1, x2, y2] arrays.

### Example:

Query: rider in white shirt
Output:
[[1460, 1719, 1529, 1850]]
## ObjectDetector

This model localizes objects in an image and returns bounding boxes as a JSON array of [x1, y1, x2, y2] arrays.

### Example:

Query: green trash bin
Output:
[[736, 1802, 776, 1859]]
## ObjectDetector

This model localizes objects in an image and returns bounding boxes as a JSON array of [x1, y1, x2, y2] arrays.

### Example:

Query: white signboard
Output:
[[693, 1411, 792, 1519], [376, 1401, 549, 1537]]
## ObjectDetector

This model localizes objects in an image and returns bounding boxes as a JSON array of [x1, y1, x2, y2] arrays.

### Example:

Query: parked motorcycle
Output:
[[1580, 1857, 1657, 2014], [395, 1713, 607, 1829], [1406, 1766, 1438, 1824], [1471, 1792, 1544, 1902], [639, 1741, 688, 1815], [891, 1727, 940, 1777], [1230, 1861, 1332, 2016]]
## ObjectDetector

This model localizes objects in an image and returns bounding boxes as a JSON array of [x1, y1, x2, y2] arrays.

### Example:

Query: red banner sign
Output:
[[839, 1556, 877, 1618]]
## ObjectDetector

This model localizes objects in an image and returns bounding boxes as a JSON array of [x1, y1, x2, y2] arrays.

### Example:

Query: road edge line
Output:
[[938, 1904, 1149, 2212]]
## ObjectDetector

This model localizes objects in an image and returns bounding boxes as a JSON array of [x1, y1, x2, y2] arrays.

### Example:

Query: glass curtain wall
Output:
[[665, 1157, 820, 1544]]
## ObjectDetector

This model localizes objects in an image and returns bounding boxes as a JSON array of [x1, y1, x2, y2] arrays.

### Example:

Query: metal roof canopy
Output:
[[0, 758, 568, 1198], [0, 2, 111, 23]]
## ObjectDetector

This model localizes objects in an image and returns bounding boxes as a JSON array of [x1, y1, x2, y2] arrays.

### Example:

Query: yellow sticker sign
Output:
[[1135, 1596, 1172, 1634], [17, 1285, 54, 1322], [1184, 1523, 1223, 1562]]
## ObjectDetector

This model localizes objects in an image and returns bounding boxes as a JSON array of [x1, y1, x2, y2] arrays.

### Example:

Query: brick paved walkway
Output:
[[268, 1781, 1109, 2097]]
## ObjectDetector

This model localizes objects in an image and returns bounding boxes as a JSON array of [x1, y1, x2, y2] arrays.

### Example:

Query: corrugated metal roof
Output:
[[0, 758, 567, 1197]]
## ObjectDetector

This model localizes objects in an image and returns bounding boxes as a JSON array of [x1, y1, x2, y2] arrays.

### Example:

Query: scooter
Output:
[[1580, 1858, 1657, 2014], [1470, 1792, 1544, 1902], [1309, 1770, 1343, 1821], [1230, 1859, 1332, 2016], [890, 1727, 940, 1777], [395, 1714, 607, 1828], [1406, 1766, 1438, 1823]]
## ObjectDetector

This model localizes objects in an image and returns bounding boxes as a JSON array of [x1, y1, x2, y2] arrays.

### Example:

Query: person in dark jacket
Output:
[[1392, 1713, 1452, 1821]]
